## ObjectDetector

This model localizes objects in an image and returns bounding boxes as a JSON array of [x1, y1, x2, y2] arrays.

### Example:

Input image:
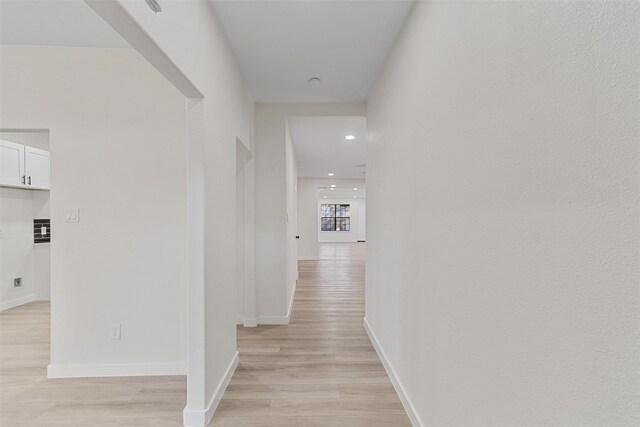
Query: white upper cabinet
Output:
[[0, 139, 50, 190], [0, 139, 26, 187], [25, 146, 50, 189]]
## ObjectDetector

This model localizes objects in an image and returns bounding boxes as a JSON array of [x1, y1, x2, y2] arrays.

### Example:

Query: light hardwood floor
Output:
[[0, 243, 410, 426], [0, 302, 186, 426], [213, 243, 410, 426]]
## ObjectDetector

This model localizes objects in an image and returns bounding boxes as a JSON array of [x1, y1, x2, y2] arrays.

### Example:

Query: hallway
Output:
[[0, 243, 409, 426], [214, 243, 410, 426], [1, 1, 637, 425]]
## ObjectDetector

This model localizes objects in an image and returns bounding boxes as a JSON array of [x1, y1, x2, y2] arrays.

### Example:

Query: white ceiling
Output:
[[1, 1, 413, 102], [209, 0, 415, 103], [289, 116, 366, 179], [317, 182, 366, 200], [1, 1, 399, 181], [0, 1, 128, 48]]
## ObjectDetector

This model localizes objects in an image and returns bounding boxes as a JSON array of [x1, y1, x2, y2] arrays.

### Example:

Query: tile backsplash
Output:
[[34, 219, 51, 244]]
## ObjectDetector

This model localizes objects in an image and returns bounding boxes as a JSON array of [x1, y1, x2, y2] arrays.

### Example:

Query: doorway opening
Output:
[[289, 115, 367, 263], [0, 129, 51, 314]]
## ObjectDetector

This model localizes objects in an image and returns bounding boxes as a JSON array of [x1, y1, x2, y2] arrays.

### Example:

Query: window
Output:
[[321, 204, 351, 231]]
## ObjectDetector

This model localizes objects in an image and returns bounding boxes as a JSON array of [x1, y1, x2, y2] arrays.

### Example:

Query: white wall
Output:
[[33, 243, 50, 301], [296, 178, 319, 260], [285, 121, 298, 311], [297, 177, 365, 259], [236, 142, 245, 323], [1, 45, 188, 377], [88, 2, 256, 425], [365, 2, 639, 426], [235, 140, 255, 327], [255, 103, 366, 322], [356, 200, 366, 242], [254, 105, 287, 322], [0, 130, 49, 150]]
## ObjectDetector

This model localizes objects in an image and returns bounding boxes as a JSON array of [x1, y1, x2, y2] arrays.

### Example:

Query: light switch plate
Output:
[[65, 208, 80, 223]]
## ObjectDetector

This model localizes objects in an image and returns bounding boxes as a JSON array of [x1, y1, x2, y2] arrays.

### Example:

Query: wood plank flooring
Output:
[[0, 243, 410, 426], [0, 302, 186, 426], [213, 243, 410, 426]]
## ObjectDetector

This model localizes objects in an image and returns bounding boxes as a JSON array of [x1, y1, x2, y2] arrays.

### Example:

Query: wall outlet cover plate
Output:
[[110, 324, 121, 340]]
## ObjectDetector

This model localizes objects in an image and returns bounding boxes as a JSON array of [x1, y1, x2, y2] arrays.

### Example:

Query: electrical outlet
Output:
[[13, 278, 22, 288], [110, 324, 121, 340]]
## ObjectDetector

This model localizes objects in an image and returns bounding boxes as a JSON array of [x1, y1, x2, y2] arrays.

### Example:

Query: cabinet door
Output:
[[25, 146, 50, 190], [0, 139, 25, 187]]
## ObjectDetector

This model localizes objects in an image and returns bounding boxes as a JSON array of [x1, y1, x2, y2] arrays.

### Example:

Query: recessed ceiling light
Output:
[[327, 173, 334, 176], [330, 184, 336, 187], [308, 77, 322, 86], [323, 196, 327, 198], [330, 188, 335, 190], [353, 196, 357, 198], [353, 187, 358, 190], [345, 135, 355, 140]]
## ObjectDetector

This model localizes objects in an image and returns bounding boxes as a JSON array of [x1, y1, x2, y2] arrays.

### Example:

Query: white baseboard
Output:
[[298, 256, 318, 261], [0, 294, 37, 311], [256, 280, 297, 325], [363, 317, 424, 427], [237, 316, 258, 327], [183, 351, 239, 427], [47, 362, 187, 378], [243, 317, 258, 327], [256, 315, 289, 325]]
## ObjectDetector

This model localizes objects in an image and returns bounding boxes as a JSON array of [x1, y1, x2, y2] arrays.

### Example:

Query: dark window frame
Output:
[[320, 204, 351, 232]]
